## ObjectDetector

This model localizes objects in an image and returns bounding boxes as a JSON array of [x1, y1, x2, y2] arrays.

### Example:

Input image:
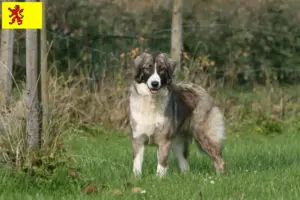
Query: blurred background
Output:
[[2, 0, 300, 134]]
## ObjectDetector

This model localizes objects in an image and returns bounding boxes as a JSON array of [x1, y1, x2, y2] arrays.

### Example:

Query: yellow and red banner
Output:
[[1, 2, 42, 29]]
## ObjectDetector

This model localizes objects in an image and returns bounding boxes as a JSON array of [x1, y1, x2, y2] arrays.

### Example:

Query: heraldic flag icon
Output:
[[2, 2, 42, 29]]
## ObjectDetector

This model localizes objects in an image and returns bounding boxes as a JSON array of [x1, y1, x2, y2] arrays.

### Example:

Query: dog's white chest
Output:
[[131, 109, 167, 137], [129, 89, 169, 139]]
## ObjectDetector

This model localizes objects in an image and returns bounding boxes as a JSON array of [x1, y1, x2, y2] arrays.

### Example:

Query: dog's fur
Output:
[[129, 52, 225, 177]]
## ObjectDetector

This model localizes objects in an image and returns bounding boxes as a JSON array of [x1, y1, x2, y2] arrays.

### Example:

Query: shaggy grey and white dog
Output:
[[129, 52, 225, 177]]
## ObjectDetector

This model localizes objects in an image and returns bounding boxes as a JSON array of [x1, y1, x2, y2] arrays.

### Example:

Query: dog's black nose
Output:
[[151, 81, 159, 88]]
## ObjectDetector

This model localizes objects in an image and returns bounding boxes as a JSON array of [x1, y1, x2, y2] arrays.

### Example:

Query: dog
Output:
[[128, 52, 225, 177]]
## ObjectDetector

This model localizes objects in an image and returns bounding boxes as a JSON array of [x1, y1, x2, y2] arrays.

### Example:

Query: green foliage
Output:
[[10, 0, 300, 87], [188, 0, 300, 85], [254, 116, 284, 136], [240, 115, 286, 136]]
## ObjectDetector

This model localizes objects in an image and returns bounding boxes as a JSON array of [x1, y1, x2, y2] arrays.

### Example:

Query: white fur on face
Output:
[[146, 63, 161, 89]]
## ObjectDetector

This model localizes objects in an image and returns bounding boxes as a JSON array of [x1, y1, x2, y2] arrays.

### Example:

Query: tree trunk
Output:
[[171, 0, 182, 77], [41, 0, 49, 137], [0, 30, 14, 107], [26, 0, 41, 150]]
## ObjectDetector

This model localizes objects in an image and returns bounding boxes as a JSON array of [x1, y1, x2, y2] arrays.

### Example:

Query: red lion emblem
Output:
[[8, 5, 24, 25]]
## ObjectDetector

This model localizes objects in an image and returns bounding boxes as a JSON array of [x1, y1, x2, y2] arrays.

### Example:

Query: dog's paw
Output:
[[156, 164, 167, 177]]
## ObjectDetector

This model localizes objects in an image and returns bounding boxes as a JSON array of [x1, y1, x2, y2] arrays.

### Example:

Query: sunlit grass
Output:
[[0, 124, 299, 200]]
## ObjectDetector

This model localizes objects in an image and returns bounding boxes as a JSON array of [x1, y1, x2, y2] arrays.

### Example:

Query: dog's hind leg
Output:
[[193, 107, 225, 174], [195, 134, 225, 174], [171, 135, 191, 173]]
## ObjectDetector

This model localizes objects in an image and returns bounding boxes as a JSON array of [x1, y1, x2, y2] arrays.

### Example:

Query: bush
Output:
[[0, 76, 75, 174], [8, 0, 300, 87]]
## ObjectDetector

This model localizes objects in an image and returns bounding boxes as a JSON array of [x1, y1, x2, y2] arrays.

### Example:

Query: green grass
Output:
[[0, 125, 300, 200]]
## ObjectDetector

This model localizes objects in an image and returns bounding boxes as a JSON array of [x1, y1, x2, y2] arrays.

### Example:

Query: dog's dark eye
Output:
[[143, 68, 150, 73], [159, 68, 166, 74]]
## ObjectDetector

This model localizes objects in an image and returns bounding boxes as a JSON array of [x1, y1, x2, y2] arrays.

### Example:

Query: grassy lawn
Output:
[[0, 125, 300, 200]]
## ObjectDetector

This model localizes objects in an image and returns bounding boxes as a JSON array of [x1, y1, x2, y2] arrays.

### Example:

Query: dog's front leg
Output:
[[132, 138, 144, 176], [156, 140, 171, 177]]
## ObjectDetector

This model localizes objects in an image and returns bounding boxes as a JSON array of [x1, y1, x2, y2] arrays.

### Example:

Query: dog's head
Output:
[[133, 52, 177, 94]]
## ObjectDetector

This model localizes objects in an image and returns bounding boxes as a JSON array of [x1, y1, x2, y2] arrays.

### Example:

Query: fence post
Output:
[[41, 0, 49, 139], [90, 35, 102, 91], [26, 0, 42, 152], [171, 0, 182, 77], [0, 29, 14, 107]]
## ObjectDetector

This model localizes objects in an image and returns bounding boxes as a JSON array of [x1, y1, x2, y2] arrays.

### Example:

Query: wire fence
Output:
[[1, 24, 300, 87]]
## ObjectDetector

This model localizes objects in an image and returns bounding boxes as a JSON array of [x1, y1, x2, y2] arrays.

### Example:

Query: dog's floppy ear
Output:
[[134, 53, 146, 69], [133, 53, 146, 83], [163, 54, 177, 85], [167, 57, 177, 76]]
